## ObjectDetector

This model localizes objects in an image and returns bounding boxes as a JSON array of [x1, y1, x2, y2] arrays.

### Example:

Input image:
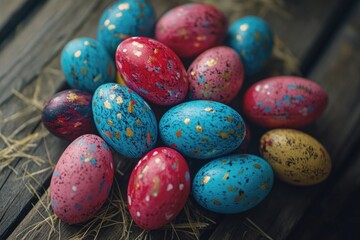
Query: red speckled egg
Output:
[[41, 89, 95, 141], [127, 147, 191, 230], [242, 76, 328, 128], [155, 3, 227, 59], [50, 134, 114, 224], [116, 37, 188, 106], [187, 46, 244, 103]]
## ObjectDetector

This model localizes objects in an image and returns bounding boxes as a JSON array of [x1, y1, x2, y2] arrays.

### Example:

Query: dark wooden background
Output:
[[0, 0, 359, 239]]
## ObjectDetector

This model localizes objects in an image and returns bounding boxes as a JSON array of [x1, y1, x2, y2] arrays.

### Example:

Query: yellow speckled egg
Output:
[[259, 129, 331, 186]]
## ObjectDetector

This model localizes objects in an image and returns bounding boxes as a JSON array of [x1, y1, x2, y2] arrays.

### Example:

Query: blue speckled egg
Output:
[[92, 83, 157, 158], [97, 0, 156, 56], [61, 38, 115, 93], [192, 154, 274, 214], [227, 16, 273, 76], [159, 100, 246, 159]]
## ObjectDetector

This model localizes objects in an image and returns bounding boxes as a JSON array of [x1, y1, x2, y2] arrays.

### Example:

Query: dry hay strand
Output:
[[272, 35, 301, 75], [242, 217, 274, 240]]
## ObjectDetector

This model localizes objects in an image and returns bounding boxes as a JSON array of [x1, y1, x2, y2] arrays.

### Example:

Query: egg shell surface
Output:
[[187, 46, 244, 103], [97, 0, 156, 56], [61, 38, 115, 93], [159, 100, 246, 159], [116, 37, 188, 106], [192, 154, 274, 214], [127, 147, 191, 230], [227, 16, 273, 76], [155, 3, 228, 59], [242, 76, 328, 128], [92, 83, 157, 158], [41, 89, 95, 141], [260, 129, 331, 186], [50, 134, 114, 224]]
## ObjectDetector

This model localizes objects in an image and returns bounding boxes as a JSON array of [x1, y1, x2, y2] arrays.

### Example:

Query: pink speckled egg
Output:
[[242, 76, 328, 128], [50, 134, 114, 224], [187, 46, 244, 103], [116, 37, 188, 106], [127, 147, 191, 230], [155, 3, 227, 59]]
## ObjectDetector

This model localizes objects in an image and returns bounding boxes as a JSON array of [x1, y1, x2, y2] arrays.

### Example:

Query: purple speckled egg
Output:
[[50, 134, 114, 224], [41, 89, 95, 141], [187, 46, 244, 103]]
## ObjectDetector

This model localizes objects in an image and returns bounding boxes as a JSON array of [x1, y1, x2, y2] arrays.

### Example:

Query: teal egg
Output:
[[92, 83, 157, 158], [192, 154, 274, 214], [159, 100, 246, 159], [97, 0, 156, 56], [227, 16, 273, 76], [61, 38, 115, 93]]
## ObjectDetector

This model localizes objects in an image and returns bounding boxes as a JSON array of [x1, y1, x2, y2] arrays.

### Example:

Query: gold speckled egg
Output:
[[259, 129, 331, 186]]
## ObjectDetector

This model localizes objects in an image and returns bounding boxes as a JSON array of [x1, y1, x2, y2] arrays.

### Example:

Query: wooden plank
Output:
[[209, 1, 360, 239]]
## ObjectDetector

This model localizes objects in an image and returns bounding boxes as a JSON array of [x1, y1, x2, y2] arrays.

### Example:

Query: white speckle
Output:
[[264, 84, 269, 89], [161, 149, 168, 153], [255, 85, 261, 92], [136, 211, 141, 217], [266, 91, 271, 95], [165, 213, 174, 220], [145, 195, 150, 202], [179, 184, 184, 190], [72, 185, 77, 191], [152, 151, 158, 156], [167, 184, 173, 191], [155, 158, 161, 164], [161, 164, 166, 170], [123, 48, 127, 52], [128, 196, 132, 205]]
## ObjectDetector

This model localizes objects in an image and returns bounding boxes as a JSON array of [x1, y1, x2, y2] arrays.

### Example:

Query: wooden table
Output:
[[1, 0, 359, 239]]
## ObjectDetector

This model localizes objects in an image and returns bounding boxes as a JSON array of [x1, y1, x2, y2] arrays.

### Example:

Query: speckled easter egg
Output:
[[61, 38, 115, 93], [260, 129, 331, 186], [116, 37, 188, 106], [97, 0, 156, 56], [159, 100, 246, 159], [187, 46, 244, 103], [41, 90, 95, 141], [227, 16, 273, 76], [127, 147, 190, 230], [50, 134, 114, 224], [192, 154, 273, 213], [242, 76, 328, 128], [155, 3, 227, 59], [92, 83, 157, 158]]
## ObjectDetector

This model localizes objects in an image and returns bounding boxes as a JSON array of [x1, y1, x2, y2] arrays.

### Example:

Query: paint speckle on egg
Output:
[[260, 129, 331, 186], [227, 16, 273, 76], [61, 38, 115, 93], [50, 134, 114, 224], [127, 147, 190, 230], [155, 3, 228, 59], [187, 46, 244, 103], [159, 100, 246, 159], [242, 76, 328, 128], [116, 37, 188, 105], [192, 154, 274, 213], [92, 83, 157, 158]]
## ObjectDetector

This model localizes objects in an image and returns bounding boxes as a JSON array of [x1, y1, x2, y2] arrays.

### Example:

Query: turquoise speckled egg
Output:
[[92, 83, 157, 158], [159, 100, 246, 159], [192, 154, 274, 214], [227, 16, 273, 76], [61, 38, 115, 93], [97, 0, 156, 56]]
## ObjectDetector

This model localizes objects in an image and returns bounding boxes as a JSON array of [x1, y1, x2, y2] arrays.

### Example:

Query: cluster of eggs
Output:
[[42, 0, 331, 230]]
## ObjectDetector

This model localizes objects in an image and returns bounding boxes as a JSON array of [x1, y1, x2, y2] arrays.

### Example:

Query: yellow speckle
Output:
[[152, 176, 160, 197], [196, 125, 203, 133], [237, 124, 244, 129], [193, 147, 201, 154], [261, 182, 268, 191], [223, 171, 229, 180], [116, 113, 122, 119], [222, 71, 231, 80], [135, 183, 140, 189], [202, 176, 211, 185], [176, 129, 182, 138], [184, 118, 190, 124], [104, 100, 111, 109], [109, 94, 115, 100], [67, 92, 78, 102], [74, 50, 81, 58], [236, 34, 242, 41], [196, 35, 206, 41], [190, 71, 196, 76], [204, 107, 216, 113], [96, 118, 100, 124], [240, 24, 249, 31], [228, 185, 239, 192], [108, 24, 116, 30], [117, 33, 128, 39], [229, 129, 235, 134], [133, 49, 142, 57], [83, 60, 88, 65], [104, 19, 110, 26], [254, 32, 261, 40], [111, 85, 118, 90], [221, 160, 227, 164], [74, 122, 82, 127], [238, 169, 244, 174], [200, 138, 209, 143], [226, 117, 233, 122], [128, 100, 135, 113], [178, 28, 188, 36], [136, 119, 142, 125], [132, 41, 144, 48], [194, 42, 200, 47], [94, 101, 97, 107], [116, 12, 123, 17], [84, 41, 90, 45], [153, 48, 159, 54], [99, 89, 104, 97], [219, 132, 228, 139], [81, 68, 87, 75], [126, 127, 134, 137], [115, 131, 120, 139], [253, 164, 262, 169], [118, 3, 130, 10], [93, 74, 102, 82], [205, 58, 217, 67], [235, 193, 247, 202], [147, 56, 155, 63], [213, 199, 221, 205], [116, 96, 123, 104], [107, 120, 114, 126]]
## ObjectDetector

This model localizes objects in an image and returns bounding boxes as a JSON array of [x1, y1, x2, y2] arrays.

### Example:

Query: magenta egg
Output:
[[242, 76, 328, 128], [116, 37, 188, 106], [187, 46, 244, 103], [50, 134, 114, 224], [155, 3, 227, 59], [127, 147, 191, 230]]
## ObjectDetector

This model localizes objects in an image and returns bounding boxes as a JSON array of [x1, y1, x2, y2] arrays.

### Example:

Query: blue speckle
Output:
[[287, 84, 297, 90], [275, 100, 282, 108], [74, 203, 83, 210], [99, 179, 106, 194], [307, 105, 314, 112], [167, 59, 173, 70], [51, 199, 58, 207], [54, 171, 59, 177], [80, 155, 86, 163], [87, 195, 94, 201], [90, 158, 97, 166], [282, 95, 291, 105], [155, 82, 165, 90], [102, 142, 109, 151], [203, 21, 209, 28], [198, 76, 206, 83], [169, 90, 175, 96], [154, 67, 161, 73], [294, 95, 305, 102], [264, 106, 271, 113], [257, 102, 264, 107], [172, 163, 177, 169], [138, 87, 149, 95], [88, 144, 96, 153], [185, 171, 190, 181]]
